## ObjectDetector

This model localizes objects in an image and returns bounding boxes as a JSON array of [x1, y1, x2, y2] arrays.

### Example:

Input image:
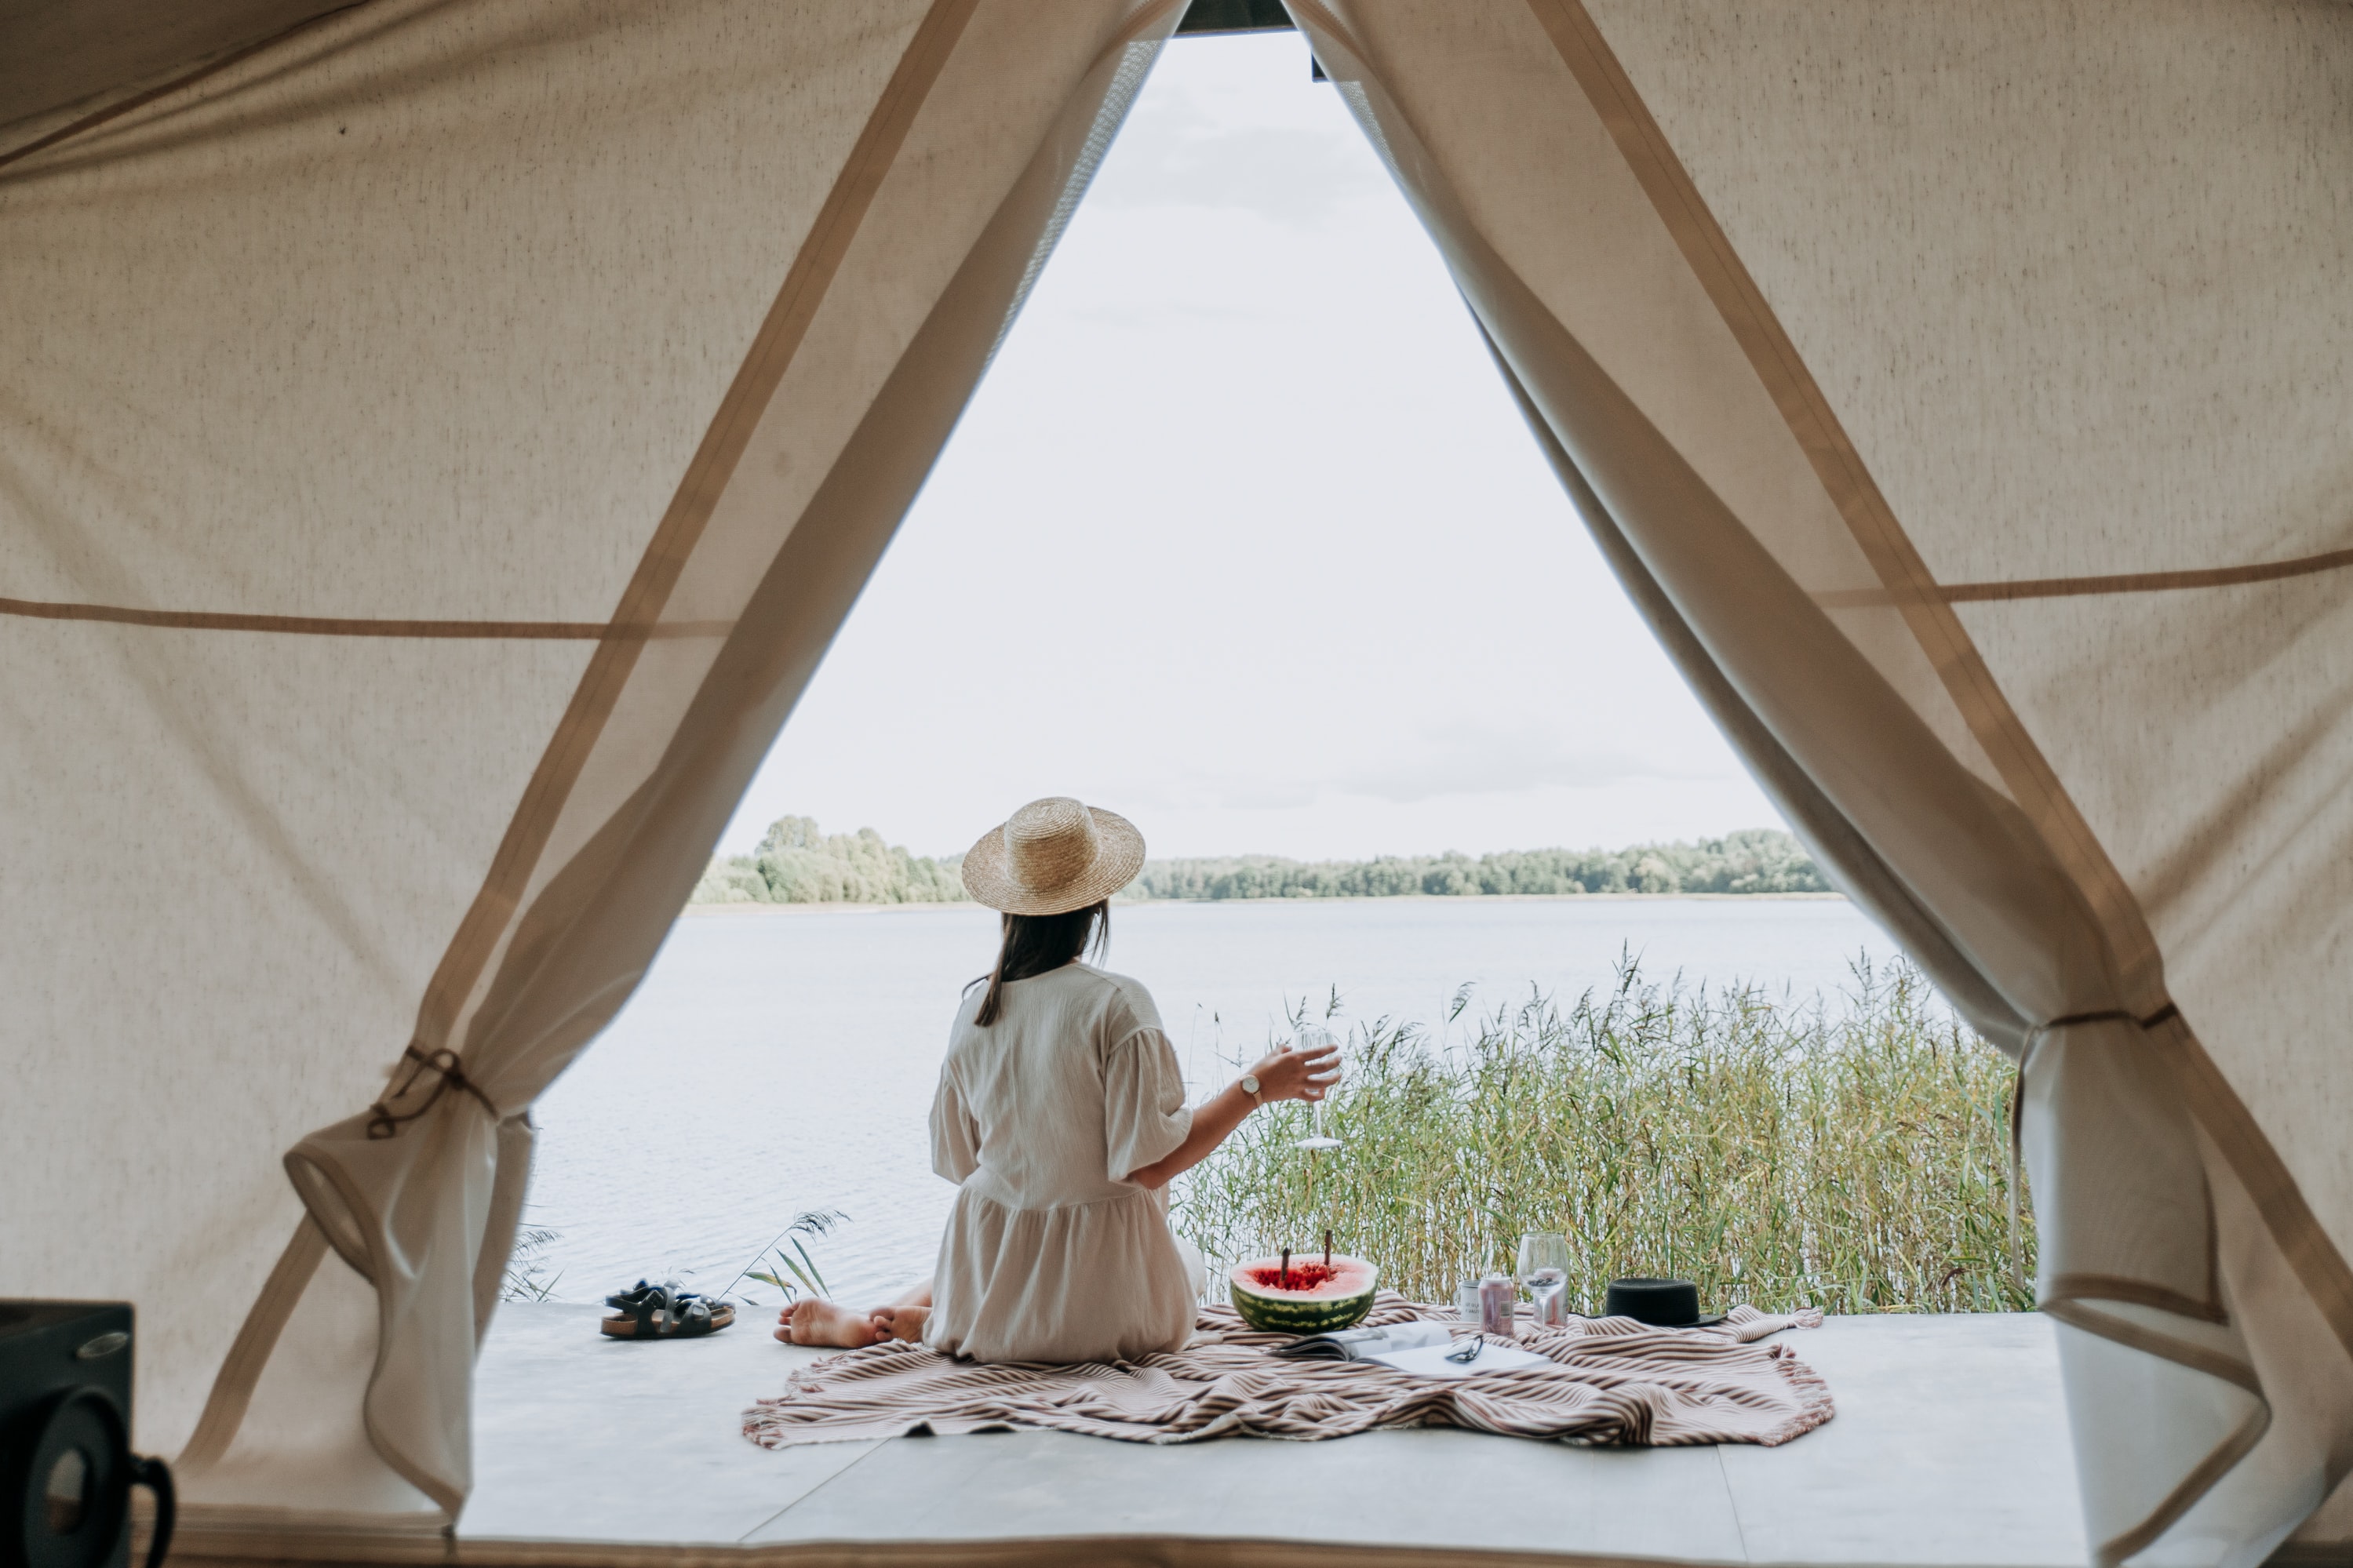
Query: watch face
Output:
[[1241, 1074, 1260, 1094]]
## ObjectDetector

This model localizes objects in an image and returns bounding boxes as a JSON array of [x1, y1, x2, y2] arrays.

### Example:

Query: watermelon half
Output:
[[1228, 1254, 1378, 1333]]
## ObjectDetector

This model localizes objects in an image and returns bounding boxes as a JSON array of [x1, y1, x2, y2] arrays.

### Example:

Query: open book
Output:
[[1269, 1321, 1549, 1377], [1268, 1322, 1458, 1361]]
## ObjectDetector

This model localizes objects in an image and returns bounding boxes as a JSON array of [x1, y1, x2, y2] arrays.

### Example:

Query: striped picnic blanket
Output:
[[742, 1293, 1830, 1450]]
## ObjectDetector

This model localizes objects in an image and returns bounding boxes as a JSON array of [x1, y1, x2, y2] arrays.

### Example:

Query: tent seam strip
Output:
[[1814, 544, 2353, 607], [0, 595, 738, 638], [173, 1221, 330, 1475], [0, 1, 373, 173]]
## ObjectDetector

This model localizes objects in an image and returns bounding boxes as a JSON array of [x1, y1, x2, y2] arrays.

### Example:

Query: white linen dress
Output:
[[924, 962, 1206, 1363]]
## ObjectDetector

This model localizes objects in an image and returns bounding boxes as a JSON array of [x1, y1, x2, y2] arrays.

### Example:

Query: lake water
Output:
[[526, 896, 1907, 1312]]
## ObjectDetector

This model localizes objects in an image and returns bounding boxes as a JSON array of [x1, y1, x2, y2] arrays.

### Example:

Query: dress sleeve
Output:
[[1104, 1025, 1192, 1182], [931, 1063, 980, 1184]]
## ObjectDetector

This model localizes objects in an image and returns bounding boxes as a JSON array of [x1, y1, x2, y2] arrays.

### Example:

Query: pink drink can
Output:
[[1478, 1273, 1516, 1338]]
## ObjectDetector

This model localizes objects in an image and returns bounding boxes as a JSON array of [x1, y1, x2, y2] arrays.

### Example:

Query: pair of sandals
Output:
[[599, 1279, 736, 1339]]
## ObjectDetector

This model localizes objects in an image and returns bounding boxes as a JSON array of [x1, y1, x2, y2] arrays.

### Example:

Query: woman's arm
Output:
[[1126, 1039, 1339, 1191]]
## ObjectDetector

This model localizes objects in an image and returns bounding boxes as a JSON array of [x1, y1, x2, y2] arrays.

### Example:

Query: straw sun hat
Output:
[[961, 797, 1145, 915]]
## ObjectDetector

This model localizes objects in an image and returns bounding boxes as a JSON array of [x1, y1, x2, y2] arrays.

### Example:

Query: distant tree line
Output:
[[1130, 828, 1828, 900], [694, 816, 966, 906], [692, 819, 1829, 907]]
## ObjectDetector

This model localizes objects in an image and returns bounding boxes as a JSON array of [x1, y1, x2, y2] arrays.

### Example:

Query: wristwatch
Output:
[[1240, 1073, 1262, 1106]]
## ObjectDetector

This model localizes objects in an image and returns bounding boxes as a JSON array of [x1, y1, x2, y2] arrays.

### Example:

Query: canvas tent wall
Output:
[[2, 2, 2348, 1565], [0, 0, 1189, 1534]]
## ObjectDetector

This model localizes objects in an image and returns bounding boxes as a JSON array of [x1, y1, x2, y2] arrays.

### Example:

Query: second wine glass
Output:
[[1517, 1231, 1571, 1327]]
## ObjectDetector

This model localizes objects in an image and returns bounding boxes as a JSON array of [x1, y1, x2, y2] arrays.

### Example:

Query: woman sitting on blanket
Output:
[[778, 797, 1339, 1362]]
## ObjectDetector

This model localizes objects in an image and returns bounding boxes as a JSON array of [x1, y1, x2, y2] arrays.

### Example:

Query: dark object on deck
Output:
[[0, 1300, 175, 1568], [1603, 1278, 1726, 1329], [1175, 0, 1295, 37], [601, 1280, 736, 1340]]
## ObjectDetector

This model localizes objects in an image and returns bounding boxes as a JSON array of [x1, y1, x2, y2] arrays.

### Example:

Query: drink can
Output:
[[1478, 1272, 1516, 1337]]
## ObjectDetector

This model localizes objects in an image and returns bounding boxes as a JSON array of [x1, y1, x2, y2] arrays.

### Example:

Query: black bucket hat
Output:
[[1603, 1277, 1725, 1328]]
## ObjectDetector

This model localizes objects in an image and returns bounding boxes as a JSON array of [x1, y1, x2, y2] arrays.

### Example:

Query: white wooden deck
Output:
[[453, 1304, 2085, 1566]]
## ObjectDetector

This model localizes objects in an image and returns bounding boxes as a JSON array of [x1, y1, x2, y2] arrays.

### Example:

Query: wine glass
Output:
[[1517, 1231, 1571, 1327], [1292, 1022, 1342, 1151]]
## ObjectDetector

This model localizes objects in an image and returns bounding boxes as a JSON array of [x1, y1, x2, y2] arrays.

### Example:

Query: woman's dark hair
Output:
[[973, 900, 1109, 1027]]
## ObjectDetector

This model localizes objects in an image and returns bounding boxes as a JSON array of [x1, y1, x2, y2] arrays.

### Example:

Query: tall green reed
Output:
[[1174, 957, 2032, 1315]]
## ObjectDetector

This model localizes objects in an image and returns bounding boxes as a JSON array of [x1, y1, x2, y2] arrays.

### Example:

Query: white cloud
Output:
[[719, 31, 1783, 862]]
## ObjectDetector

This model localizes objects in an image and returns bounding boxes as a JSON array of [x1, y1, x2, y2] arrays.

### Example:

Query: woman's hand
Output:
[[1248, 1037, 1340, 1104], [1125, 1035, 1345, 1191]]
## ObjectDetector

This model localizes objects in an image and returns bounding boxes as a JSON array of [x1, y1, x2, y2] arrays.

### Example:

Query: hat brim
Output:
[[960, 806, 1146, 915]]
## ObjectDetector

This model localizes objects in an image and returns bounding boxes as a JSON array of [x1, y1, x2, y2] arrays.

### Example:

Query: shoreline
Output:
[[679, 891, 1849, 918]]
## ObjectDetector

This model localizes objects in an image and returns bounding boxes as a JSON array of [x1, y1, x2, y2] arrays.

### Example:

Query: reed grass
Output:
[[1173, 957, 2033, 1315]]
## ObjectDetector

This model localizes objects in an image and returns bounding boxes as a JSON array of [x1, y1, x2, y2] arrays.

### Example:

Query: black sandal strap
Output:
[[606, 1278, 724, 1337]]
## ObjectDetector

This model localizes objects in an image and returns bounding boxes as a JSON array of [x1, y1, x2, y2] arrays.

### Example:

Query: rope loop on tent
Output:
[[366, 1045, 499, 1139]]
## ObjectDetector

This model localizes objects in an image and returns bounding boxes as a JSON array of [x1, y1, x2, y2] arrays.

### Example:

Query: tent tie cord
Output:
[[366, 1045, 499, 1139]]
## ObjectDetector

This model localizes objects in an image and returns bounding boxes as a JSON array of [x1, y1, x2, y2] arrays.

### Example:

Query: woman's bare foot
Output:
[[869, 1304, 929, 1344], [774, 1298, 884, 1347]]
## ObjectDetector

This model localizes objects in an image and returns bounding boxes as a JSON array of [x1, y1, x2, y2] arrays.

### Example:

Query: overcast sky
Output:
[[717, 31, 1785, 862]]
